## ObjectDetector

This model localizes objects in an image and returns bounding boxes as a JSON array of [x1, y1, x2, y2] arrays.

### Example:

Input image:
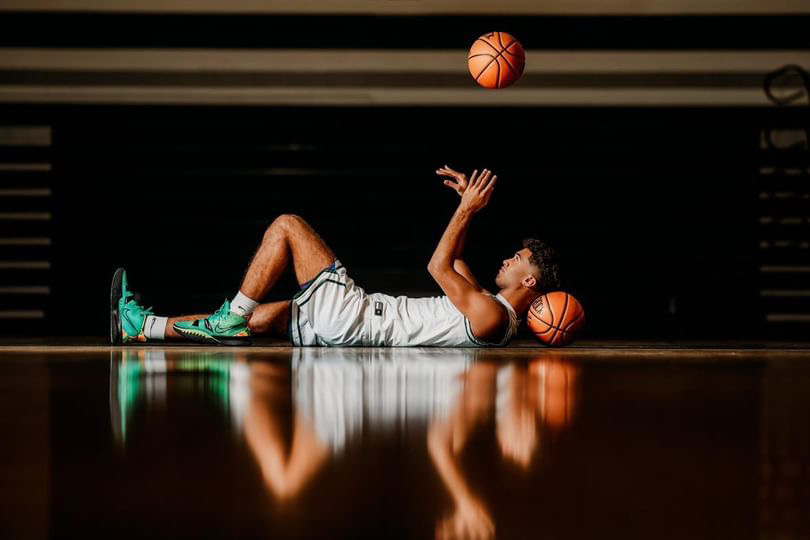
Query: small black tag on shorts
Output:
[[374, 301, 383, 316]]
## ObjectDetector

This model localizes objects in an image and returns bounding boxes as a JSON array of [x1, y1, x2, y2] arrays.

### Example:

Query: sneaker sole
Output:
[[173, 324, 251, 347], [110, 268, 124, 345]]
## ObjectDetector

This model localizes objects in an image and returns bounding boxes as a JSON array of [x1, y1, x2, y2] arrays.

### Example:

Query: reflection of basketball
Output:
[[467, 31, 525, 89], [527, 292, 585, 347]]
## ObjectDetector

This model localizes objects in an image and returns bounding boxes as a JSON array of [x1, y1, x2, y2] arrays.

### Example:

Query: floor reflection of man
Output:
[[110, 348, 578, 536], [243, 361, 330, 501], [241, 348, 478, 501], [110, 349, 330, 503], [428, 354, 579, 540]]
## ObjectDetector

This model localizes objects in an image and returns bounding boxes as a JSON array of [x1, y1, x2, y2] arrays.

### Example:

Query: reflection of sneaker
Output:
[[110, 268, 154, 344], [173, 300, 251, 346]]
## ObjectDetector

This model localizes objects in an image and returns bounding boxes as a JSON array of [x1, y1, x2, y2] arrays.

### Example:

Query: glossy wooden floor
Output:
[[2, 344, 809, 539]]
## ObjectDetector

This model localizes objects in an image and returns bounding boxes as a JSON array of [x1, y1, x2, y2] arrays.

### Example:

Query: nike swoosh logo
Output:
[[213, 321, 237, 333]]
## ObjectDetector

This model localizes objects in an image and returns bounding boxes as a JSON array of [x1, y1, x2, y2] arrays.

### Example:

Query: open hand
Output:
[[459, 168, 497, 214], [436, 497, 495, 540], [436, 165, 469, 197]]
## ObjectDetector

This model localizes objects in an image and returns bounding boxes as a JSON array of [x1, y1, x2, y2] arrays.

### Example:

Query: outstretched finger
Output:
[[482, 174, 497, 193], [443, 164, 460, 175], [481, 173, 497, 192], [476, 169, 491, 189], [474, 169, 489, 188], [468, 169, 479, 186]]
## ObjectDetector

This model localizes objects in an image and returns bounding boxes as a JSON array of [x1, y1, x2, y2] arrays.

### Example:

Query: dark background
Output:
[[1, 12, 809, 340]]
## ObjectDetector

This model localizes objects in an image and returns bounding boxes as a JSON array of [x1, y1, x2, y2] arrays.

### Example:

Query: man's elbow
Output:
[[427, 260, 447, 276]]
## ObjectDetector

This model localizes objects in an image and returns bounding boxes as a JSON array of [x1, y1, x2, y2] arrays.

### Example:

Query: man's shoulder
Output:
[[467, 292, 509, 328]]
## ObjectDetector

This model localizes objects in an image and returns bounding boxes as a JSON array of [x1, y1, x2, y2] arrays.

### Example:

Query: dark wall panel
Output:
[[1, 104, 791, 339]]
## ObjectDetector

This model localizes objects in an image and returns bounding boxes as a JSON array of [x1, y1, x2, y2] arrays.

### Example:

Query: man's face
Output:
[[495, 247, 537, 289]]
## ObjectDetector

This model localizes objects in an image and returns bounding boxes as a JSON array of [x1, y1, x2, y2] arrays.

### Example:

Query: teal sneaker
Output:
[[173, 300, 251, 346], [110, 268, 154, 344]]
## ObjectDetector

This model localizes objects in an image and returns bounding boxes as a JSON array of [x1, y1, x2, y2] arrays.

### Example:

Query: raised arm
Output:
[[428, 168, 505, 341], [436, 165, 488, 293]]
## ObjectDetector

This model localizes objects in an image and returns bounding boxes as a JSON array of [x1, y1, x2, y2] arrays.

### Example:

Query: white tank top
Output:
[[366, 291, 520, 347]]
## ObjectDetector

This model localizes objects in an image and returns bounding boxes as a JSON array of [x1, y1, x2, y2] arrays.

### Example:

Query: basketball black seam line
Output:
[[560, 294, 570, 326], [549, 318, 561, 344], [494, 32, 519, 79], [553, 294, 570, 344], [530, 316, 567, 333], [533, 303, 584, 334], [473, 39, 504, 82], [547, 294, 564, 344], [495, 32, 519, 68], [498, 41, 521, 77], [534, 322, 560, 336], [475, 39, 513, 79], [494, 34, 521, 59], [475, 37, 520, 78], [562, 309, 585, 333], [495, 31, 519, 58], [467, 53, 494, 60], [474, 54, 499, 83], [545, 294, 554, 328]]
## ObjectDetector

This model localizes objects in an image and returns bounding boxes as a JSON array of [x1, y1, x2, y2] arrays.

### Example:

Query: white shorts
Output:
[[288, 260, 371, 346]]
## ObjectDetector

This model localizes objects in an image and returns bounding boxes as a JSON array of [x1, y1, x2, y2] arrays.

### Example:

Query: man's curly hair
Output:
[[522, 238, 560, 291]]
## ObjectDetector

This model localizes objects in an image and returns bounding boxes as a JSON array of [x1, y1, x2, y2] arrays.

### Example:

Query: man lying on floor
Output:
[[110, 166, 559, 347]]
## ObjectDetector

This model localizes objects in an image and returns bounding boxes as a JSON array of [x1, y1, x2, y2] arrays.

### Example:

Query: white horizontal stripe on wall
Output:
[[0, 85, 795, 106], [1, 0, 809, 15], [1, 49, 808, 74], [1, 48, 807, 106]]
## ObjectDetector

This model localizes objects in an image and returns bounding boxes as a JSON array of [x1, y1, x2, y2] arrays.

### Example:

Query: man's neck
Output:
[[497, 286, 538, 316]]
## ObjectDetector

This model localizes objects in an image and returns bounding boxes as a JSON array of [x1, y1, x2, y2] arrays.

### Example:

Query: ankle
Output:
[[231, 291, 259, 318], [144, 316, 168, 340]]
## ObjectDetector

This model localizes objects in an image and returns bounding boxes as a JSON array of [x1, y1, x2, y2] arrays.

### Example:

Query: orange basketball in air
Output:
[[467, 31, 525, 89], [527, 292, 585, 347]]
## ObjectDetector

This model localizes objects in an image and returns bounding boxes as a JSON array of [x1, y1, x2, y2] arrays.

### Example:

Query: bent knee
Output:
[[265, 213, 307, 240], [271, 213, 306, 231]]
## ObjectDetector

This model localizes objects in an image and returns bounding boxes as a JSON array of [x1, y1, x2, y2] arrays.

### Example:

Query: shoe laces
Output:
[[125, 294, 154, 316], [211, 300, 230, 321]]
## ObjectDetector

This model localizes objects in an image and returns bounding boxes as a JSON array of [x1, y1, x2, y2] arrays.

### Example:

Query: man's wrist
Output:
[[455, 203, 475, 219]]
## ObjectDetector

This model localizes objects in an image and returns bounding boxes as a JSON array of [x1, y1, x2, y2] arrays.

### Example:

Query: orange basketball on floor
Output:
[[527, 292, 585, 347], [467, 31, 525, 89]]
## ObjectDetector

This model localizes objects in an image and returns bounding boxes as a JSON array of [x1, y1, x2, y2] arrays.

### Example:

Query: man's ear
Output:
[[522, 275, 537, 289]]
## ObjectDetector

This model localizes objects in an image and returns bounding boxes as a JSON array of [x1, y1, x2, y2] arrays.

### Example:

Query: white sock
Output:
[[144, 315, 168, 341], [231, 291, 258, 318]]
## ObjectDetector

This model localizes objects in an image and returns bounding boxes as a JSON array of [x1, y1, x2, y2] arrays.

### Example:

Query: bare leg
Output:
[[164, 214, 332, 339], [165, 301, 290, 338], [240, 214, 336, 300]]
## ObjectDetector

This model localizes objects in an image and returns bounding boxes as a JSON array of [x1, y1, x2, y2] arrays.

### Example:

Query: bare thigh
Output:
[[277, 214, 336, 285]]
